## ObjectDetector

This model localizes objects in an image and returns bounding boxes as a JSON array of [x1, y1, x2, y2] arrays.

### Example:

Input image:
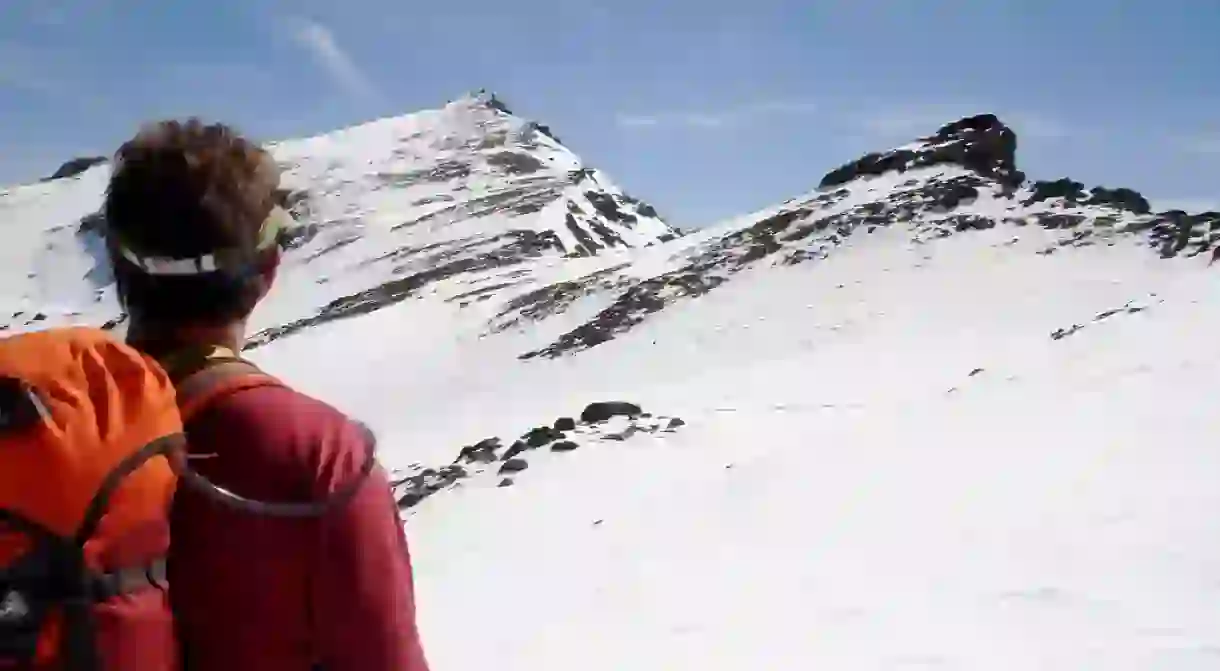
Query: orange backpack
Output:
[[0, 328, 179, 671]]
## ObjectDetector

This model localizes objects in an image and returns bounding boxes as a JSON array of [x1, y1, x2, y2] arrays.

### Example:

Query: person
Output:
[[100, 118, 431, 671]]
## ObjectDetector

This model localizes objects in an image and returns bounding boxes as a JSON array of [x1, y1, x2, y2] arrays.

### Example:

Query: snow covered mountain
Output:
[[5, 99, 1220, 669], [0, 91, 676, 339], [491, 113, 1220, 360]]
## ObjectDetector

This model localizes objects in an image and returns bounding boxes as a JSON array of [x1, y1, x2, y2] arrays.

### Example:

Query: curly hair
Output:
[[103, 119, 282, 326]]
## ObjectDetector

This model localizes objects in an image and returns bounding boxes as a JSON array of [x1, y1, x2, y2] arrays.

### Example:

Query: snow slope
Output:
[[264, 222, 1220, 670], [6, 104, 1220, 668]]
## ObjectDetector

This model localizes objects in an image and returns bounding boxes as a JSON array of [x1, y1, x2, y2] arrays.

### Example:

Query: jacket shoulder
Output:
[[186, 382, 375, 499]]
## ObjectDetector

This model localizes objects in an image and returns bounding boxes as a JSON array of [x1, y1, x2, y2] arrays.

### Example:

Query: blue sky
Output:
[[1, 0, 1217, 226]]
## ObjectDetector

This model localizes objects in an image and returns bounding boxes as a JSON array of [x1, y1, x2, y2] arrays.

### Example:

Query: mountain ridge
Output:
[[491, 111, 1219, 360], [3, 97, 1216, 357]]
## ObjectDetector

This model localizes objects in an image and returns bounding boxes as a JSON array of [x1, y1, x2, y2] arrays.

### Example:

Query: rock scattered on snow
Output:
[[390, 402, 685, 509], [523, 425, 566, 447], [499, 458, 530, 474], [579, 401, 643, 423], [1050, 297, 1158, 341]]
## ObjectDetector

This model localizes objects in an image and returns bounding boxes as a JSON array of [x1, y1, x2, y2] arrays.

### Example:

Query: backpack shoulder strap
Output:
[[175, 359, 284, 424], [172, 358, 378, 519]]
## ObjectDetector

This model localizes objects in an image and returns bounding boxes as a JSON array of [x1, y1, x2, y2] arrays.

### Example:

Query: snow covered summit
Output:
[[0, 91, 676, 340]]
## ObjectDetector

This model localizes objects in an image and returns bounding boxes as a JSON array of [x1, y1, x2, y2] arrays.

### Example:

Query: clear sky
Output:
[[2, 0, 1217, 227]]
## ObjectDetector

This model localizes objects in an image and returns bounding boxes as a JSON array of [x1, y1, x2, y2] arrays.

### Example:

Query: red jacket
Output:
[[167, 383, 429, 671]]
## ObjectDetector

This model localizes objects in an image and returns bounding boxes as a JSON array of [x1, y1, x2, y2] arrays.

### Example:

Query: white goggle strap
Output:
[[117, 206, 291, 277]]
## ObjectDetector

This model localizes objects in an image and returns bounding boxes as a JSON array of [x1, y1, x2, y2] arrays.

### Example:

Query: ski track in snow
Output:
[[5, 103, 1220, 668]]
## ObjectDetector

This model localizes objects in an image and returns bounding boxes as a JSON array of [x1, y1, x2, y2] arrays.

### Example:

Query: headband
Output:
[[116, 206, 292, 277]]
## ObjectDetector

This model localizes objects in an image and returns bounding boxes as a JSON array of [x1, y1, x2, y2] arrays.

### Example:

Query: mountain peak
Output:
[[43, 156, 108, 182], [455, 89, 515, 116], [820, 113, 1024, 190]]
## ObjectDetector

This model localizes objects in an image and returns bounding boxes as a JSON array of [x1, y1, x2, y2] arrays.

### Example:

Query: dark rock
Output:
[[394, 462, 471, 510], [585, 191, 637, 225], [527, 121, 563, 145], [45, 156, 107, 181], [499, 458, 529, 474], [480, 91, 513, 115], [1086, 186, 1150, 214], [930, 183, 980, 211], [1024, 178, 1086, 205], [397, 491, 426, 508], [31, 313, 46, 322], [502, 441, 529, 461], [100, 314, 128, 332], [565, 214, 603, 256], [498, 478, 515, 488], [819, 114, 1022, 190], [1034, 213, 1086, 230], [520, 268, 725, 358], [580, 401, 643, 423], [486, 151, 546, 175], [456, 437, 502, 464], [665, 417, 686, 430], [968, 368, 985, 377], [550, 440, 579, 452], [490, 263, 629, 334], [1051, 324, 1084, 340], [588, 220, 628, 248], [948, 215, 995, 231], [636, 202, 660, 218], [1020, 179, 1149, 215], [523, 425, 564, 448], [554, 417, 577, 432]]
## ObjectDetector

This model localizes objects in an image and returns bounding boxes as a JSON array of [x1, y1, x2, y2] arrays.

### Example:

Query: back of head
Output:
[[103, 119, 285, 328]]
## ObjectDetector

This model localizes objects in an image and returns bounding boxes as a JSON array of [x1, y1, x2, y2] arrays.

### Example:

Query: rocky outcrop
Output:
[[389, 402, 686, 510], [1024, 179, 1151, 215], [820, 114, 1024, 190], [44, 156, 107, 182]]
